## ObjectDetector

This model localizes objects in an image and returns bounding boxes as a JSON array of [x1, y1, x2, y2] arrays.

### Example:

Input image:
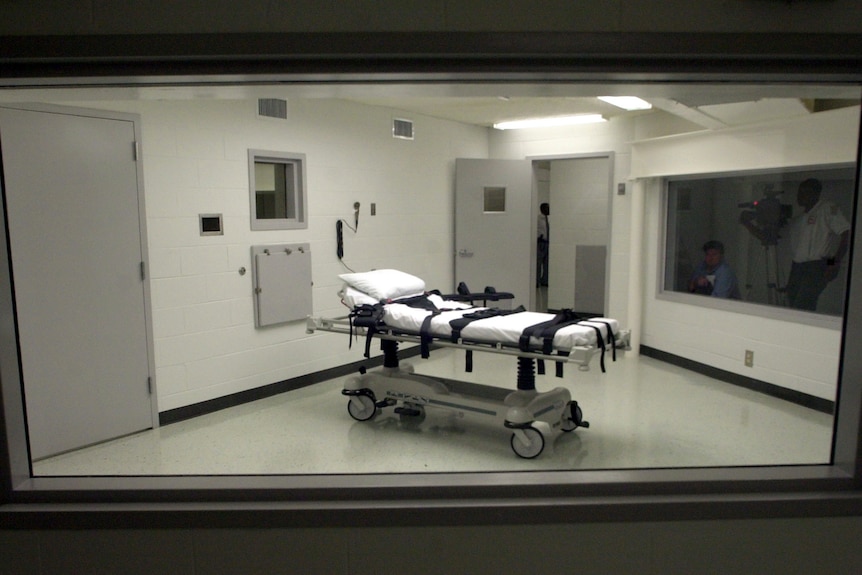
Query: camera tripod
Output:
[[748, 240, 785, 306]]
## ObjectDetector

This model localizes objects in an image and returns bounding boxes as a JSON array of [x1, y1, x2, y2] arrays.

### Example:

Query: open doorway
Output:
[[533, 155, 613, 315]]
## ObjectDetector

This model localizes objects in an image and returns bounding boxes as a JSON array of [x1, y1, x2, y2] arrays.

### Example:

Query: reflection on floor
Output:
[[33, 350, 833, 476]]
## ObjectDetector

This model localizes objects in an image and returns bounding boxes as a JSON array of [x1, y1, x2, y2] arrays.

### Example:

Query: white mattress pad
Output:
[[382, 300, 619, 351]]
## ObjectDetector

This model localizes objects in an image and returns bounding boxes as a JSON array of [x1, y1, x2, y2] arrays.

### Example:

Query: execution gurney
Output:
[[306, 269, 630, 458]]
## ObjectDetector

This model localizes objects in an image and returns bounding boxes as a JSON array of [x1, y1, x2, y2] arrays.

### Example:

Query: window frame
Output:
[[2, 32, 862, 528], [657, 164, 855, 324], [248, 149, 308, 231]]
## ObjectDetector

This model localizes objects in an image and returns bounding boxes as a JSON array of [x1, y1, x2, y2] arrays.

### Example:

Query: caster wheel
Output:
[[561, 401, 584, 432], [347, 393, 377, 421], [397, 403, 426, 425], [510, 426, 545, 459]]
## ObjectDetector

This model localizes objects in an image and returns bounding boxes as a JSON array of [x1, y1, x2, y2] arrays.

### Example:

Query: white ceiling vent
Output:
[[392, 118, 414, 140], [258, 98, 288, 120]]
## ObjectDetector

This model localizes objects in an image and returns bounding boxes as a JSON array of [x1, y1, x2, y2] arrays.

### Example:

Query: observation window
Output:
[[664, 165, 854, 316], [249, 150, 307, 230], [0, 66, 861, 526]]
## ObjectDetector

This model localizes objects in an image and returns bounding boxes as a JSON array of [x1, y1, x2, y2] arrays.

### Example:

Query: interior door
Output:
[[0, 106, 154, 460], [455, 159, 534, 309], [548, 156, 612, 313]]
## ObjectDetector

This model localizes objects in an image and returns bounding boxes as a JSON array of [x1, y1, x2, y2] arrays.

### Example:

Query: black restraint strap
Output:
[[517, 309, 583, 377], [576, 323, 605, 372], [448, 307, 523, 343], [536, 316, 607, 374], [449, 306, 524, 371], [518, 310, 575, 352], [394, 293, 440, 312], [586, 319, 617, 362], [555, 352, 568, 377], [536, 312, 589, 355], [347, 303, 388, 359], [538, 317, 616, 369], [419, 310, 440, 358], [573, 323, 606, 373], [391, 293, 463, 359], [538, 322, 602, 374]]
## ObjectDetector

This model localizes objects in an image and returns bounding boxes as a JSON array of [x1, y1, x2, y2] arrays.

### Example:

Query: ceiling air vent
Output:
[[258, 98, 288, 120], [392, 118, 414, 140]]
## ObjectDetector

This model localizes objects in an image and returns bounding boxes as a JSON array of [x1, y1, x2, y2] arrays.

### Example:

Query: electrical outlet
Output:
[[744, 350, 754, 367]]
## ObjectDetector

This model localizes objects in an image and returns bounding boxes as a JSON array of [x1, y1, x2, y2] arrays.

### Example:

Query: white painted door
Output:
[[455, 159, 534, 309], [0, 106, 154, 459], [548, 156, 612, 313]]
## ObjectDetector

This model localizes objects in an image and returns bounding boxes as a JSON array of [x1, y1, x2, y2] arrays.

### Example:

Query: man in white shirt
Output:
[[785, 178, 851, 311]]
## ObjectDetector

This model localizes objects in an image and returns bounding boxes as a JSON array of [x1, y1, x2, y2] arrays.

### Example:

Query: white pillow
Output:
[[340, 285, 379, 308], [338, 269, 426, 300]]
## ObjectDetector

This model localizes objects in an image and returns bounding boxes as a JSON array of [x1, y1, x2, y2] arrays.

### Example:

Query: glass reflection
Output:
[[665, 166, 854, 315]]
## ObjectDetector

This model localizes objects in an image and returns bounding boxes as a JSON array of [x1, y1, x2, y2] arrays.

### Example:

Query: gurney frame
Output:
[[306, 315, 629, 458]]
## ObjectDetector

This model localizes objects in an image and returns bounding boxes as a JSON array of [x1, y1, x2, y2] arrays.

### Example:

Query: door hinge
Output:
[[147, 377, 153, 394], [140, 261, 146, 280], [133, 141, 140, 161]]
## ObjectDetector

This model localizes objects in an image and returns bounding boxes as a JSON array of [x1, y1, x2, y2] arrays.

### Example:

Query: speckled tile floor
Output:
[[32, 349, 833, 476]]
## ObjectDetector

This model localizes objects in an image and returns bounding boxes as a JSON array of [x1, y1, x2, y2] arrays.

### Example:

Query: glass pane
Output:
[[484, 186, 506, 212], [664, 166, 854, 314], [6, 84, 856, 480], [254, 161, 295, 220]]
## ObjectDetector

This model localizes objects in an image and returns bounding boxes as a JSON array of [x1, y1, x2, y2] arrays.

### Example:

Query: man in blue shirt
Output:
[[688, 240, 741, 299]]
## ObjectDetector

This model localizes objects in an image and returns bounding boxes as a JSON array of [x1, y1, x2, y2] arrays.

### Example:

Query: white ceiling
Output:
[[345, 86, 860, 129], [1, 82, 858, 130]]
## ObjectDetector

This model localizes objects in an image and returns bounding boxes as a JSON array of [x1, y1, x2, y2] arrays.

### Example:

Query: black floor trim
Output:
[[640, 345, 834, 415], [159, 346, 424, 426], [161, 344, 834, 426]]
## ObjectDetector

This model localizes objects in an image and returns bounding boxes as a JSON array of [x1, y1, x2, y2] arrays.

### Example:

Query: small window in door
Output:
[[483, 186, 506, 212], [249, 150, 307, 230]]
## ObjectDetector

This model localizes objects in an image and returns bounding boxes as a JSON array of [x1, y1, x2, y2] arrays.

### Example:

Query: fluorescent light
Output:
[[598, 96, 652, 111], [493, 114, 606, 130]]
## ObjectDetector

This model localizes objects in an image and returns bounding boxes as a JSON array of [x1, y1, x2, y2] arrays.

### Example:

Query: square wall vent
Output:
[[258, 98, 288, 120], [392, 118, 414, 140]]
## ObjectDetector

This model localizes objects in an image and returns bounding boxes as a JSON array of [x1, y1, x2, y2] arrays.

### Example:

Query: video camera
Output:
[[738, 185, 793, 246]]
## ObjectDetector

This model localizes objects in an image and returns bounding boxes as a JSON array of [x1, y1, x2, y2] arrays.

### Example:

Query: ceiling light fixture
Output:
[[492, 114, 606, 130], [597, 96, 653, 111]]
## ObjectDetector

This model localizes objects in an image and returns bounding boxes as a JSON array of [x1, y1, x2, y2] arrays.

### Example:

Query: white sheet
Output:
[[382, 299, 619, 351]]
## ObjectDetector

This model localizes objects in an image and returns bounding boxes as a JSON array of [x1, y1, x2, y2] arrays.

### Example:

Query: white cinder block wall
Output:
[[489, 116, 640, 326], [631, 106, 861, 401], [74, 98, 488, 412], [67, 98, 854, 410], [491, 106, 859, 401]]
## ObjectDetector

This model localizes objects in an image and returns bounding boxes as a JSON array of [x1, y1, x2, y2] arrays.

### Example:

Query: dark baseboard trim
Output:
[[159, 346, 424, 426], [640, 345, 834, 415], [161, 344, 834, 425]]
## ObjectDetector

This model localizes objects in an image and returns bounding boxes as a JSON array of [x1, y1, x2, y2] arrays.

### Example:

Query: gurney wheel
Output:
[[561, 401, 584, 432], [397, 403, 426, 425], [510, 426, 544, 459], [347, 393, 377, 421]]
